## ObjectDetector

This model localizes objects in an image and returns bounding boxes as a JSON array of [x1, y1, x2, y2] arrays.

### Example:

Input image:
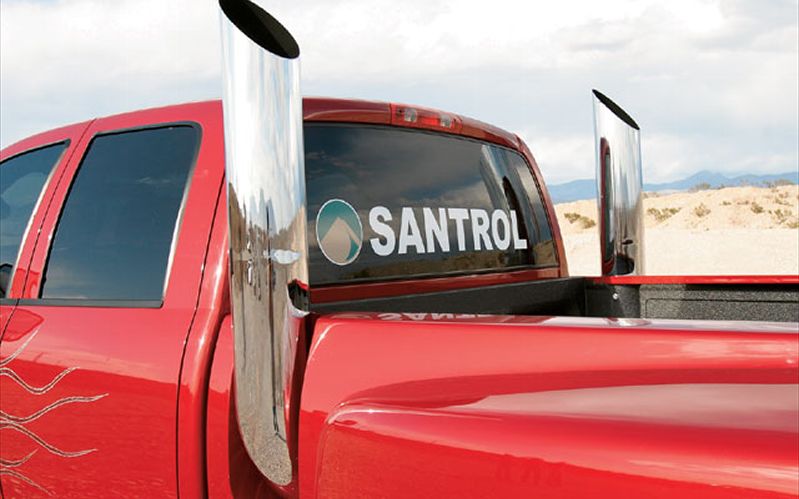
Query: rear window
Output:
[[40, 125, 198, 302], [0, 143, 66, 297], [306, 124, 556, 286]]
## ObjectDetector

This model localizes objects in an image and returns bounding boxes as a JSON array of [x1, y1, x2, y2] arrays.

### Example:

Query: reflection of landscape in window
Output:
[[533, 240, 556, 265], [304, 124, 557, 285], [40, 127, 197, 301], [0, 143, 65, 297]]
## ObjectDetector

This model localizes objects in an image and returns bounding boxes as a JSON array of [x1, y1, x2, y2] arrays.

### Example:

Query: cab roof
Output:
[[301, 97, 523, 151], [3, 97, 525, 160]]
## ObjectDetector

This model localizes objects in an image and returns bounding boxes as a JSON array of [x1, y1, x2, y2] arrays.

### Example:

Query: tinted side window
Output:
[[0, 143, 66, 297], [507, 153, 556, 266], [40, 126, 198, 302], [305, 124, 557, 286]]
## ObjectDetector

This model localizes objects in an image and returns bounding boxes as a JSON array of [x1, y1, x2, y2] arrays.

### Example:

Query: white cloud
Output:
[[1, 0, 797, 186], [0, 0, 219, 93], [643, 131, 799, 183], [517, 133, 594, 185], [0, 0, 222, 144]]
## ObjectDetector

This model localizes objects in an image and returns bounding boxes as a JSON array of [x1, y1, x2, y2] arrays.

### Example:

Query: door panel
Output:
[[0, 102, 224, 498], [1, 307, 188, 497]]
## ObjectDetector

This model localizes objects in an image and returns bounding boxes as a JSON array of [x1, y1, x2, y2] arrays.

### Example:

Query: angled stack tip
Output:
[[219, 0, 299, 59]]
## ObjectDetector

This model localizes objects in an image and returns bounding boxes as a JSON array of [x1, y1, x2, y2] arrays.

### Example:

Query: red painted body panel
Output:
[[299, 314, 799, 498], [312, 267, 560, 303], [175, 117, 228, 498], [303, 97, 392, 125], [1, 308, 185, 497]]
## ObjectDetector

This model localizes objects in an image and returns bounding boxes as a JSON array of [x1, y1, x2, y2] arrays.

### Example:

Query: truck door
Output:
[[0, 123, 89, 336], [0, 103, 224, 498]]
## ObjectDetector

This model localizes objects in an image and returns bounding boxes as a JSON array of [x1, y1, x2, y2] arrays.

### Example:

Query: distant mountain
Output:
[[547, 179, 597, 204], [643, 170, 799, 192], [547, 170, 799, 204]]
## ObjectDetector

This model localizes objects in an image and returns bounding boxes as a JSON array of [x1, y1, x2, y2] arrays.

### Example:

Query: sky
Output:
[[1, 0, 797, 185]]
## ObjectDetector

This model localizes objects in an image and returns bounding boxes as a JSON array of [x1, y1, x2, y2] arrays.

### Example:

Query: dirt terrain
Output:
[[554, 185, 799, 276]]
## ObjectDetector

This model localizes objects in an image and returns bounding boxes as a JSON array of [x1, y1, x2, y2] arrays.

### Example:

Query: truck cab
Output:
[[0, 97, 563, 497]]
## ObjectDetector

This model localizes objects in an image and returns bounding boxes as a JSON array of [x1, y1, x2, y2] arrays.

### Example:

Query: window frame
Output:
[[0, 140, 70, 302], [22, 122, 202, 308]]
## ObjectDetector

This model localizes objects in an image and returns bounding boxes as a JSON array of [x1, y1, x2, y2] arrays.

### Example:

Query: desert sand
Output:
[[554, 185, 799, 276]]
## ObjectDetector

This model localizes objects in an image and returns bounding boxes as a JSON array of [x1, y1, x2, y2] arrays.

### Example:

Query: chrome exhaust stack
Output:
[[592, 89, 645, 276], [219, 0, 308, 485]]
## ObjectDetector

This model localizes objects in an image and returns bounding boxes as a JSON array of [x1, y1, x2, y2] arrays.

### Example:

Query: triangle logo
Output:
[[316, 199, 364, 265]]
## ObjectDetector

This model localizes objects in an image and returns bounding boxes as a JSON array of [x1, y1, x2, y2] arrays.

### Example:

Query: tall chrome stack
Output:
[[592, 89, 645, 276], [219, 0, 308, 485]]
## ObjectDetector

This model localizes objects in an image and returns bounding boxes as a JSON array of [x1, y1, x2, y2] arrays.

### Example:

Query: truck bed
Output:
[[312, 276, 799, 323]]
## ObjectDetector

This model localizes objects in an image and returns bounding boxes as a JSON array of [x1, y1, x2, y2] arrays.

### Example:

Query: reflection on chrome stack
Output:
[[593, 89, 645, 276], [218, 0, 308, 485]]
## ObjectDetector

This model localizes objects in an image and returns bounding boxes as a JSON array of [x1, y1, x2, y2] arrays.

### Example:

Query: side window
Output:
[[0, 143, 66, 297], [304, 124, 557, 286], [40, 125, 199, 302], [507, 153, 556, 266]]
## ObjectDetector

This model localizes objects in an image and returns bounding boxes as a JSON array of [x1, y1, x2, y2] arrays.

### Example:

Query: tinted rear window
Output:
[[305, 124, 556, 285], [40, 125, 198, 302], [0, 143, 65, 297]]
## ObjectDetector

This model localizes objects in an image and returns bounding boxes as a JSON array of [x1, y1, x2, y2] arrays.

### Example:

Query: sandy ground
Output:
[[555, 185, 799, 276]]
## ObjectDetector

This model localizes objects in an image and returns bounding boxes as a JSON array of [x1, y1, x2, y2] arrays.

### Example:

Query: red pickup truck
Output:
[[1, 1, 797, 498]]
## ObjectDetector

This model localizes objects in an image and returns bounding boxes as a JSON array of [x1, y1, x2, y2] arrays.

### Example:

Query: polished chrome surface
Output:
[[593, 90, 645, 276], [219, 0, 307, 485]]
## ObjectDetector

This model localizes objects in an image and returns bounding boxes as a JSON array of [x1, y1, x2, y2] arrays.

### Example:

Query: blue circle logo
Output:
[[316, 199, 363, 266]]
